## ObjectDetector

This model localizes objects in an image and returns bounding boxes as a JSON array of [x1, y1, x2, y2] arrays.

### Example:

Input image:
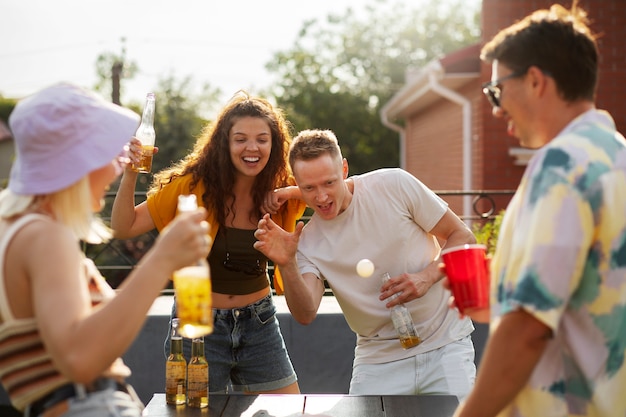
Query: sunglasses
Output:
[[481, 70, 526, 108], [223, 254, 266, 276]]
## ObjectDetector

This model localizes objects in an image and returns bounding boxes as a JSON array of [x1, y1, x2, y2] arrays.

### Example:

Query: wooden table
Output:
[[142, 393, 458, 417]]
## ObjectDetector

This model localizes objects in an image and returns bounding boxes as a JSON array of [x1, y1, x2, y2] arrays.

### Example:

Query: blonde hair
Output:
[[0, 177, 111, 244], [289, 129, 343, 170]]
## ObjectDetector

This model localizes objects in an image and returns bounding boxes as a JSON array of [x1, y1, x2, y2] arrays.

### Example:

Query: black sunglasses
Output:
[[223, 254, 266, 276], [481, 70, 526, 108]]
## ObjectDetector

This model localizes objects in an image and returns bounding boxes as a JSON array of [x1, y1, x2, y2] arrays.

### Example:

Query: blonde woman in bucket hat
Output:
[[0, 83, 210, 417]]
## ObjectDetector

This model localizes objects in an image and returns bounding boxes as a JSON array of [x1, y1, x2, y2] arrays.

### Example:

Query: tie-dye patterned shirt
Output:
[[491, 109, 626, 417]]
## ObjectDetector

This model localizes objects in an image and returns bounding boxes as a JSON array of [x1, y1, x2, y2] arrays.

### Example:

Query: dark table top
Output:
[[142, 393, 459, 417]]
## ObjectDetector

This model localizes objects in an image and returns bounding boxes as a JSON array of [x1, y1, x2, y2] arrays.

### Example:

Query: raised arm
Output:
[[254, 213, 325, 325], [110, 137, 156, 238], [29, 209, 209, 383]]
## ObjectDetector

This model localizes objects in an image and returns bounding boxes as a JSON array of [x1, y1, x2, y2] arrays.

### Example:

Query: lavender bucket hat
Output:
[[8, 82, 140, 195]]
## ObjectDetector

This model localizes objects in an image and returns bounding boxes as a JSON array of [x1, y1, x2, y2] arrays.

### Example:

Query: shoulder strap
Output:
[[0, 214, 51, 321]]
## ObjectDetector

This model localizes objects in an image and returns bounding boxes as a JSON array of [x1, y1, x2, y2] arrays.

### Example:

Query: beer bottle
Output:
[[165, 318, 187, 405], [381, 272, 422, 349], [187, 337, 209, 408], [131, 92, 156, 173], [173, 195, 213, 338]]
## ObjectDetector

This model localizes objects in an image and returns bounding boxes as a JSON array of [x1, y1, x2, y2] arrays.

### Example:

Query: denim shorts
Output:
[[165, 293, 297, 393]]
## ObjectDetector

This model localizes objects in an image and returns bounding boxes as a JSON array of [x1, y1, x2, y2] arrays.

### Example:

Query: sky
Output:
[[0, 0, 368, 106]]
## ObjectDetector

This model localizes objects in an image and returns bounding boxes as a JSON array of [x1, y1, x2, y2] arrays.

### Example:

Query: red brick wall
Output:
[[480, 0, 626, 191], [404, 81, 483, 215], [406, 100, 463, 190], [401, 0, 625, 216]]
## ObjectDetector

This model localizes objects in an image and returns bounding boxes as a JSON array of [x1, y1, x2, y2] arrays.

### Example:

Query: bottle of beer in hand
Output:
[[131, 92, 156, 173], [187, 337, 209, 408], [165, 318, 187, 405], [381, 272, 422, 349], [173, 195, 213, 339]]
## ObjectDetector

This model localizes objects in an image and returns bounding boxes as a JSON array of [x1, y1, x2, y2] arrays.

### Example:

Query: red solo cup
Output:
[[441, 244, 490, 313]]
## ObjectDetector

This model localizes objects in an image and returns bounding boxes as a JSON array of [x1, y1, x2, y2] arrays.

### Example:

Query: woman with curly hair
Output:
[[112, 91, 305, 394]]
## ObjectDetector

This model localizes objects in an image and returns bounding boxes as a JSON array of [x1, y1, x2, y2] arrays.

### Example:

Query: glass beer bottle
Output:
[[173, 195, 214, 338], [187, 337, 209, 408], [131, 92, 156, 173], [165, 318, 187, 405], [381, 272, 422, 349]]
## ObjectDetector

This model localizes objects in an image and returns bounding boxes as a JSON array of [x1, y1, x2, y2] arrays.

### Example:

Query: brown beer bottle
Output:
[[165, 318, 187, 405], [187, 337, 209, 408], [381, 272, 422, 349]]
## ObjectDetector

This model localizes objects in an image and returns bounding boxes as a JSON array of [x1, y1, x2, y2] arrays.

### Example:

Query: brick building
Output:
[[380, 0, 626, 218]]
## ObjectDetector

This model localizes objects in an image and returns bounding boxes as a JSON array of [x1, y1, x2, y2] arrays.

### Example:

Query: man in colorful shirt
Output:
[[452, 3, 626, 417]]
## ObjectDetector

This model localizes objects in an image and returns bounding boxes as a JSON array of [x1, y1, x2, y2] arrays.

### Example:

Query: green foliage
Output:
[[93, 39, 138, 102], [0, 97, 17, 123], [472, 211, 504, 256], [265, 0, 480, 173], [89, 73, 220, 287], [107, 74, 221, 193], [148, 74, 220, 174]]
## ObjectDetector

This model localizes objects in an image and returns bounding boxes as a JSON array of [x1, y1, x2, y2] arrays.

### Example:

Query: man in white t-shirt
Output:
[[254, 129, 476, 398]]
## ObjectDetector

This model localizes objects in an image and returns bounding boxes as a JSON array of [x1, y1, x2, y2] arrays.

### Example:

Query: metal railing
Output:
[[87, 190, 514, 292]]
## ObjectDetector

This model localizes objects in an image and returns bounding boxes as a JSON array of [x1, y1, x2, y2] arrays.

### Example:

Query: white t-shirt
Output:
[[297, 168, 474, 365]]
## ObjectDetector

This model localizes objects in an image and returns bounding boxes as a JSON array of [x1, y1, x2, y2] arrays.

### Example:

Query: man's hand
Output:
[[379, 271, 436, 307], [254, 213, 304, 265]]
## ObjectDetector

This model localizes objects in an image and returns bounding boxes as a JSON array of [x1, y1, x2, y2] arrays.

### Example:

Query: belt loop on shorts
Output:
[[73, 383, 87, 400]]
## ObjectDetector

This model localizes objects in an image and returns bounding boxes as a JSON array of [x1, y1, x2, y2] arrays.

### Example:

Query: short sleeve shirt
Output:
[[491, 110, 626, 417]]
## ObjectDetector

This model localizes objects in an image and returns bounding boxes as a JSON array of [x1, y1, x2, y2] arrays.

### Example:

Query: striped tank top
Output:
[[0, 214, 129, 411]]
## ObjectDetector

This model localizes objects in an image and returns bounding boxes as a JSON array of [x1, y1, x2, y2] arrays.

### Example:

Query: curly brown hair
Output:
[[148, 91, 293, 226]]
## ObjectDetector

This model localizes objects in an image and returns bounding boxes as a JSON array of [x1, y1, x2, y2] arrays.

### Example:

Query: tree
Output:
[[88, 72, 221, 287], [147, 74, 221, 177], [265, 0, 480, 173], [94, 38, 138, 105]]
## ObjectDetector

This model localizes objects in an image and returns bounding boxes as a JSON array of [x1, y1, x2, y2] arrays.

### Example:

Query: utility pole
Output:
[[111, 60, 122, 105], [111, 37, 127, 105]]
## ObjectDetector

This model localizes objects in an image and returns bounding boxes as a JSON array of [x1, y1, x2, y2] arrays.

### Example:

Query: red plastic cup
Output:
[[441, 244, 490, 313]]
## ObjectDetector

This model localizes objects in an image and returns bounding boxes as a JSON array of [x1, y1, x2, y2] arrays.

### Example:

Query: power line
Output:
[[0, 41, 110, 59]]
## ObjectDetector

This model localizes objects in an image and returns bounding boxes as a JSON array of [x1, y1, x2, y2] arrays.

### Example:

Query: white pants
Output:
[[349, 336, 476, 400]]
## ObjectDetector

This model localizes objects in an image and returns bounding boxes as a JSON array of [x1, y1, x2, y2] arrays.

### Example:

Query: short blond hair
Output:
[[289, 129, 343, 170]]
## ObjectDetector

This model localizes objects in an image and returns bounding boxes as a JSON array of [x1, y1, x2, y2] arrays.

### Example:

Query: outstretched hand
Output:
[[254, 213, 304, 266]]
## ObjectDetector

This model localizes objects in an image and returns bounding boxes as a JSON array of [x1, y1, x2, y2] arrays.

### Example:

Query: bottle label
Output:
[[165, 362, 187, 393], [187, 363, 208, 396], [391, 308, 418, 337]]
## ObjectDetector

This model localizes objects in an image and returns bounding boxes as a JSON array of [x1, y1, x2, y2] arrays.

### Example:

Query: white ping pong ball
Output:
[[356, 259, 375, 278]]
